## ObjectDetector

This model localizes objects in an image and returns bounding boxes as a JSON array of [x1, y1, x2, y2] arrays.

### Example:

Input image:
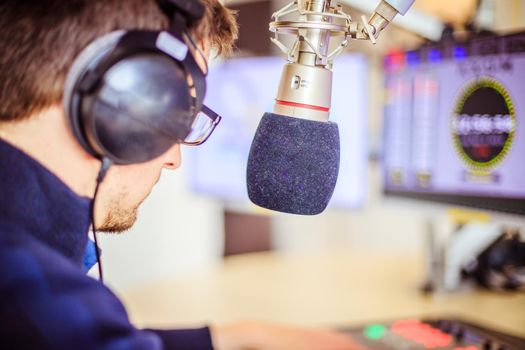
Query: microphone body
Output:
[[247, 62, 339, 214]]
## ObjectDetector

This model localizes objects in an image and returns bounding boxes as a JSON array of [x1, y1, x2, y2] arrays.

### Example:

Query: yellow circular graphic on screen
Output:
[[452, 77, 516, 171]]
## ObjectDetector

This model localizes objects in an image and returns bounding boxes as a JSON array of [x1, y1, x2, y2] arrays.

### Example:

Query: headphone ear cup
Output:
[[64, 31, 195, 164], [81, 53, 194, 164], [63, 31, 126, 159]]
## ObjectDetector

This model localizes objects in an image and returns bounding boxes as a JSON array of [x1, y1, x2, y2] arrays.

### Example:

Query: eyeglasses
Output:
[[183, 103, 222, 146]]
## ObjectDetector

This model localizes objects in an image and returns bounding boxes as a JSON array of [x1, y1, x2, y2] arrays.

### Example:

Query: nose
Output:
[[162, 143, 182, 170]]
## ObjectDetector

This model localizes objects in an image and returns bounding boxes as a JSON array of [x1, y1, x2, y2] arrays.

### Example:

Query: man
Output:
[[0, 0, 363, 349]]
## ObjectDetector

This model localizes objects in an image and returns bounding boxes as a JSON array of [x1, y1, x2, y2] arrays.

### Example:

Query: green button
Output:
[[364, 324, 386, 340]]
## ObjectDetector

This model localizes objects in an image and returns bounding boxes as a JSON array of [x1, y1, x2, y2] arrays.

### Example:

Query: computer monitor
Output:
[[185, 54, 368, 209], [382, 32, 525, 215]]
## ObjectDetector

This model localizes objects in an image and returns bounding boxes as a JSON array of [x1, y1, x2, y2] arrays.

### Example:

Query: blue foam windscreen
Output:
[[247, 112, 340, 215]]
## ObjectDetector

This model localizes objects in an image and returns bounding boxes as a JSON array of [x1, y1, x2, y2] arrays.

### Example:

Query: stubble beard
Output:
[[97, 195, 141, 233], [96, 175, 158, 233]]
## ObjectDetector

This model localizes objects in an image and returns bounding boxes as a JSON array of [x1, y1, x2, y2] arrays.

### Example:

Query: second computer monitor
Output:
[[382, 32, 525, 215]]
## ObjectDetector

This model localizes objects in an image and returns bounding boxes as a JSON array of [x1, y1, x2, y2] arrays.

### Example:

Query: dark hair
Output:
[[0, 0, 238, 122]]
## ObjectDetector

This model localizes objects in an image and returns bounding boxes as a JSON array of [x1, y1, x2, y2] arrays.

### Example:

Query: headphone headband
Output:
[[157, 0, 205, 26]]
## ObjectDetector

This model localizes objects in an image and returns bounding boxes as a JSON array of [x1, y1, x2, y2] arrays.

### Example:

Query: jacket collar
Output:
[[0, 138, 92, 266]]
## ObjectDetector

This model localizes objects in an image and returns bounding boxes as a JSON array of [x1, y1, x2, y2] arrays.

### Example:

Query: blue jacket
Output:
[[0, 138, 214, 350]]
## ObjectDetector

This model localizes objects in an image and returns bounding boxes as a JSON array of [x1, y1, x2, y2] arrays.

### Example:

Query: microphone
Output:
[[247, 0, 414, 215]]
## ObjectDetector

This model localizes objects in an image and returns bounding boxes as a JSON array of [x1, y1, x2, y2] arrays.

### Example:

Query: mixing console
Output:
[[345, 318, 525, 350]]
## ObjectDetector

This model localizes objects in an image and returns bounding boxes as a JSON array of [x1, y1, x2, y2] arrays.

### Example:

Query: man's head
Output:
[[0, 0, 238, 232]]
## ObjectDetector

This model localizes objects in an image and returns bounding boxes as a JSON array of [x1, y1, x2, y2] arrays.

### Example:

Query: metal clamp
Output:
[[360, 15, 377, 45]]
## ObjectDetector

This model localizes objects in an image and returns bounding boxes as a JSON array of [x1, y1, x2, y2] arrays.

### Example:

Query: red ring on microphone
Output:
[[276, 100, 330, 112]]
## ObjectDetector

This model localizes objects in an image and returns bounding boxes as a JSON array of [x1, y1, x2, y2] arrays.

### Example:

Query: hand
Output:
[[210, 320, 367, 350]]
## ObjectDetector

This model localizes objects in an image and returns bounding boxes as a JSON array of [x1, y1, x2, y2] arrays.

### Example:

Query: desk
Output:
[[121, 250, 525, 337]]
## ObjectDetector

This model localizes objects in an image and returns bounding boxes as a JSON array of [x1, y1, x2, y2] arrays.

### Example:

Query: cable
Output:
[[90, 157, 112, 283]]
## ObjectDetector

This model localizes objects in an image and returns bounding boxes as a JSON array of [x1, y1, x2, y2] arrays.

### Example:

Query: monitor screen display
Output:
[[382, 32, 525, 215], [185, 55, 368, 209]]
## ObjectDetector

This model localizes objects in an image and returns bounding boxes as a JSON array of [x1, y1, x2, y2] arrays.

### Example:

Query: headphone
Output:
[[63, 0, 207, 165]]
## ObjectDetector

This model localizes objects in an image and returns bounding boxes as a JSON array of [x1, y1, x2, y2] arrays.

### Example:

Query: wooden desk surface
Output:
[[120, 250, 525, 337]]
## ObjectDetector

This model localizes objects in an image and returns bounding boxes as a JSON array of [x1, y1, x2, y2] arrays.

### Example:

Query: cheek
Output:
[[131, 163, 163, 188], [109, 162, 162, 195]]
